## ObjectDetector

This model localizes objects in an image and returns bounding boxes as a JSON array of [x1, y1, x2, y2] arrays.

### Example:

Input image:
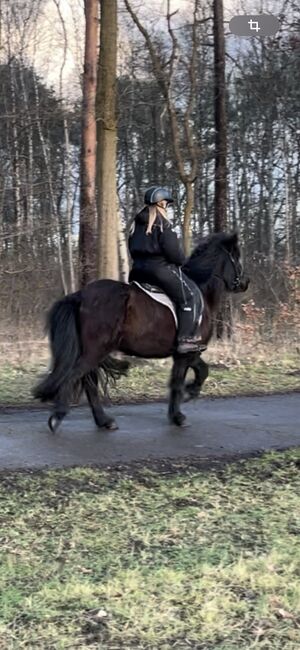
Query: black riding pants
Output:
[[129, 259, 201, 340]]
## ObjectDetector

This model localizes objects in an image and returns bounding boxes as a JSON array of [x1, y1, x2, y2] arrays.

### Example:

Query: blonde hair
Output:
[[146, 204, 170, 235]]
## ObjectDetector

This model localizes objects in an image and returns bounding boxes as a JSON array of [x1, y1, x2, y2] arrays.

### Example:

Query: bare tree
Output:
[[8, 59, 24, 253], [96, 0, 119, 279], [124, 0, 200, 255], [51, 0, 76, 292], [33, 73, 68, 294], [79, 0, 98, 286]]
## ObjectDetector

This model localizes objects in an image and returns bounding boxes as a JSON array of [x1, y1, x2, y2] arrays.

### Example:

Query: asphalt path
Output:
[[0, 393, 299, 470]]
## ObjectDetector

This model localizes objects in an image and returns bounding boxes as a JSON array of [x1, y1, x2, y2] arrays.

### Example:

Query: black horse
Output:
[[34, 232, 249, 431]]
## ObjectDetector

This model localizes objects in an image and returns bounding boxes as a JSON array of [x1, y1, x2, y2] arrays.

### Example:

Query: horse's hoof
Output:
[[105, 419, 118, 431], [171, 413, 188, 427], [184, 390, 199, 402], [184, 383, 200, 402], [48, 415, 60, 434], [96, 417, 118, 431]]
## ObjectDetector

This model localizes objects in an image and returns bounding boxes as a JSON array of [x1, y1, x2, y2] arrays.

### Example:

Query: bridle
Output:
[[226, 250, 242, 289], [215, 248, 242, 290]]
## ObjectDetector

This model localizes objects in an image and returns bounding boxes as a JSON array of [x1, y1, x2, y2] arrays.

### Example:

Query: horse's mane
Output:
[[184, 232, 232, 286], [189, 232, 232, 260]]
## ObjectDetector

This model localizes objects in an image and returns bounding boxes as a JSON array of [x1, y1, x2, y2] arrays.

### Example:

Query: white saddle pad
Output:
[[132, 281, 178, 327]]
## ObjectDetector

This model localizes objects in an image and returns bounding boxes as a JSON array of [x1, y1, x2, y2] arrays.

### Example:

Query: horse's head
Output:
[[184, 231, 249, 294], [219, 232, 249, 293]]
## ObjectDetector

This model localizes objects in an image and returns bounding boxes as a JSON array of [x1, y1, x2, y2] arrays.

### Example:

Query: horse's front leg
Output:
[[168, 355, 190, 426], [185, 356, 209, 401]]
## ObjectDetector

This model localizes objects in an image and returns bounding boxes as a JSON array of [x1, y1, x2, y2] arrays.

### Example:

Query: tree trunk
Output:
[[183, 182, 194, 254], [117, 212, 130, 281], [9, 61, 23, 254], [19, 64, 34, 246], [96, 0, 119, 280], [266, 128, 275, 265], [213, 0, 229, 339], [79, 0, 98, 287], [282, 122, 291, 263], [64, 118, 76, 291], [292, 154, 300, 262], [213, 0, 227, 232], [257, 142, 265, 254]]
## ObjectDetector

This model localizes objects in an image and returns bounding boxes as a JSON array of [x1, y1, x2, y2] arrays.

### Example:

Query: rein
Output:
[[213, 248, 242, 289]]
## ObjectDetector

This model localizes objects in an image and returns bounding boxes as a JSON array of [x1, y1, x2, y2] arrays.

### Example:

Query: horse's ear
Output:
[[223, 232, 239, 250]]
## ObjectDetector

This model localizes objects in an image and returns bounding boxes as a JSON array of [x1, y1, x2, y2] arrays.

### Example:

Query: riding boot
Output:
[[177, 336, 205, 354], [176, 306, 205, 354]]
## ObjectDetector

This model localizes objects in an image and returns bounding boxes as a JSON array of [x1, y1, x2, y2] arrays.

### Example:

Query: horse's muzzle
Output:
[[236, 275, 250, 292]]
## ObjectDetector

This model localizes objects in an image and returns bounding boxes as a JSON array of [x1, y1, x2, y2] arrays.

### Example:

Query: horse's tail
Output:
[[33, 292, 82, 402]]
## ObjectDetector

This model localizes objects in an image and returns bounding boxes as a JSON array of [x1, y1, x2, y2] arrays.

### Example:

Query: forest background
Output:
[[0, 0, 299, 359]]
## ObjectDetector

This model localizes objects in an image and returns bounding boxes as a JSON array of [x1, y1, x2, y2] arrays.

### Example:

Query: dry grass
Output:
[[0, 321, 299, 405]]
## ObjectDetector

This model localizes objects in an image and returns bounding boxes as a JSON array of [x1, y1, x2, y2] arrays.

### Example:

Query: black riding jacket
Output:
[[129, 207, 185, 267]]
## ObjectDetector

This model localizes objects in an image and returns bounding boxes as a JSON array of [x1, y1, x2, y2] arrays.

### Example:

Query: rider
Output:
[[128, 185, 203, 354]]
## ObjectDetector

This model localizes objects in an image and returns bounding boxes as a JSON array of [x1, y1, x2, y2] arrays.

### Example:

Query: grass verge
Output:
[[0, 450, 300, 648], [0, 353, 299, 406]]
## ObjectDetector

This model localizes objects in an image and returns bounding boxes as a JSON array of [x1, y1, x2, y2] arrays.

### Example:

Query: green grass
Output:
[[0, 450, 300, 648], [0, 355, 299, 405]]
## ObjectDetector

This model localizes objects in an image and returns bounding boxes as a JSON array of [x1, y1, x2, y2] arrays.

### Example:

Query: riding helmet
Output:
[[144, 186, 174, 205]]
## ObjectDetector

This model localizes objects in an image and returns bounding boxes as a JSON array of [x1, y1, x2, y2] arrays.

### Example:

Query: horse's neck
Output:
[[202, 277, 225, 313], [186, 266, 225, 314]]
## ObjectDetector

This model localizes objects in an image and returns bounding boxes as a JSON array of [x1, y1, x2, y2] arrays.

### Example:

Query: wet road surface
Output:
[[0, 393, 299, 470]]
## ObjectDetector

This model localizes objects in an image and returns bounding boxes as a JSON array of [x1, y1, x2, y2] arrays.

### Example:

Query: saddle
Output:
[[131, 281, 204, 330]]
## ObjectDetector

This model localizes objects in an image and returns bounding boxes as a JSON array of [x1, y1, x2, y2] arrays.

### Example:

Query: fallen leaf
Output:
[[275, 608, 295, 620], [77, 566, 92, 574], [94, 609, 108, 621]]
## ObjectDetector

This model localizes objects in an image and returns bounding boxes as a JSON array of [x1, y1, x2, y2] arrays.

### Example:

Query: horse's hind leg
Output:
[[83, 370, 118, 430], [185, 356, 209, 401], [48, 382, 73, 433], [48, 358, 90, 433], [168, 356, 190, 426]]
